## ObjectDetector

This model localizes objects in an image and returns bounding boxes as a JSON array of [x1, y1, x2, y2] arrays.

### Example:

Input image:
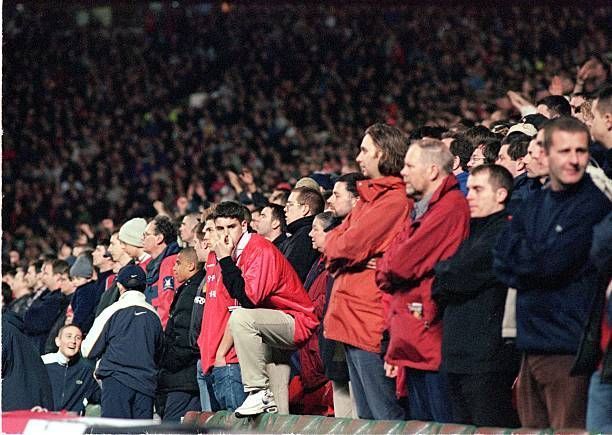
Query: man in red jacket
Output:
[[211, 201, 319, 418], [324, 123, 411, 420], [376, 138, 470, 423]]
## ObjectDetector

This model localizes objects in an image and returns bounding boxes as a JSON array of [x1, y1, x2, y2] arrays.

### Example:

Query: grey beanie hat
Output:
[[69, 255, 94, 279], [119, 218, 147, 248]]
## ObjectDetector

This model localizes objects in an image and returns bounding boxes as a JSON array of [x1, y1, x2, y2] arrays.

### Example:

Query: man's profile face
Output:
[[214, 217, 247, 247], [256, 207, 276, 238], [179, 215, 199, 244], [524, 130, 548, 178], [41, 263, 56, 289], [356, 134, 382, 179], [590, 99, 610, 146], [327, 182, 356, 218], [401, 146, 429, 200], [546, 130, 589, 191], [496, 144, 517, 177], [56, 326, 83, 359]]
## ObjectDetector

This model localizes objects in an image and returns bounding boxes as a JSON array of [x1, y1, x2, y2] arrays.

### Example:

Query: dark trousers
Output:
[[406, 368, 453, 423], [163, 391, 201, 421], [101, 377, 154, 419], [517, 354, 588, 429], [448, 372, 519, 427], [345, 345, 405, 420]]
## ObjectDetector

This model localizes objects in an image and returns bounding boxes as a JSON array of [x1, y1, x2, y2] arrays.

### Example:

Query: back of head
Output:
[[462, 125, 501, 149], [595, 85, 612, 115], [116, 264, 147, 292], [53, 259, 70, 277], [537, 95, 572, 118], [449, 137, 474, 172], [365, 123, 410, 177]]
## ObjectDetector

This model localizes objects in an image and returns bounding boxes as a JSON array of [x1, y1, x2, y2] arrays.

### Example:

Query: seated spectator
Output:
[[69, 254, 99, 334], [82, 265, 164, 419], [42, 325, 100, 414], [210, 201, 318, 417]]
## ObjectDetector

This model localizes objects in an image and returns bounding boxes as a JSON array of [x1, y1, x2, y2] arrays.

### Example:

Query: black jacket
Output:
[[44, 293, 72, 354], [434, 210, 519, 374], [158, 270, 204, 394], [23, 289, 64, 354], [572, 211, 612, 383], [278, 215, 318, 283], [2, 312, 55, 411]]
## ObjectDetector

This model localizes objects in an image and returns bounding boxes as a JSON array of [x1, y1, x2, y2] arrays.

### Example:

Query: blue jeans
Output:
[[345, 345, 405, 420], [210, 363, 247, 411], [406, 368, 453, 423], [587, 370, 612, 433], [197, 359, 214, 411]]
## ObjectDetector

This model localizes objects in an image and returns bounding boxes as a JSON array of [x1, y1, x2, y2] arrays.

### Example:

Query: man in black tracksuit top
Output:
[[157, 248, 203, 421], [433, 164, 520, 427], [42, 324, 100, 414], [82, 265, 163, 419]]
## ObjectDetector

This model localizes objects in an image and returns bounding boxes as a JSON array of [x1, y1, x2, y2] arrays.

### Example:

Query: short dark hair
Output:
[[507, 138, 530, 161], [364, 123, 410, 177], [52, 259, 70, 276], [213, 201, 249, 222], [595, 85, 612, 115], [537, 96, 572, 117], [409, 126, 447, 141], [449, 137, 474, 172], [462, 126, 501, 149], [470, 164, 514, 204], [2, 283, 13, 305], [335, 172, 367, 198], [293, 187, 325, 216], [266, 203, 287, 234], [543, 117, 590, 152], [31, 259, 44, 273], [482, 139, 501, 165], [501, 132, 531, 146], [153, 215, 178, 245]]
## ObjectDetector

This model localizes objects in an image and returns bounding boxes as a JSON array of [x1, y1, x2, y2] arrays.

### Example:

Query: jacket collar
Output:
[[287, 215, 315, 235], [182, 269, 205, 287], [357, 176, 405, 203], [119, 290, 147, 302], [424, 174, 460, 212]]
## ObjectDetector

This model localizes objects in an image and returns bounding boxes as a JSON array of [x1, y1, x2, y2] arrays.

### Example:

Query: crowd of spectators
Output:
[[2, 3, 610, 259], [1, 2, 611, 432]]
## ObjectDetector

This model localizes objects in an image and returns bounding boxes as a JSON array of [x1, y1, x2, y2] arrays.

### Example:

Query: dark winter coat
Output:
[[279, 215, 319, 283]]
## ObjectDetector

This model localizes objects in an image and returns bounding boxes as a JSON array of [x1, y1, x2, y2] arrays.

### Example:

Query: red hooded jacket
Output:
[[323, 176, 411, 353], [376, 174, 469, 371]]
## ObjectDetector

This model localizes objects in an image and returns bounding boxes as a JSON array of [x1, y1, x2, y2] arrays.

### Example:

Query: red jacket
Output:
[[198, 252, 239, 374], [323, 176, 411, 353], [375, 174, 469, 370], [237, 233, 319, 347], [152, 254, 181, 329]]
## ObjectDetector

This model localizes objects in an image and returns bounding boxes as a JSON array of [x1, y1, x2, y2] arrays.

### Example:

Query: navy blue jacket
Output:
[[494, 175, 611, 354], [23, 289, 64, 354], [279, 215, 319, 283], [71, 280, 102, 334], [81, 291, 163, 398], [2, 312, 55, 411], [42, 352, 100, 414], [145, 242, 180, 304]]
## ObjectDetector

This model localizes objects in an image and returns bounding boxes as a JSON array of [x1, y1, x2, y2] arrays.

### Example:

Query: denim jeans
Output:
[[587, 370, 612, 433], [197, 359, 214, 412], [211, 363, 247, 411], [344, 345, 405, 420]]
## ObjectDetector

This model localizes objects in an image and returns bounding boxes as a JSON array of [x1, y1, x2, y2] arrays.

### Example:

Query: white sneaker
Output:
[[234, 388, 278, 418]]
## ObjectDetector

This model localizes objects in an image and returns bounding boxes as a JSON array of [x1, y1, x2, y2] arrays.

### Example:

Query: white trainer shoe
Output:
[[234, 388, 278, 418]]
